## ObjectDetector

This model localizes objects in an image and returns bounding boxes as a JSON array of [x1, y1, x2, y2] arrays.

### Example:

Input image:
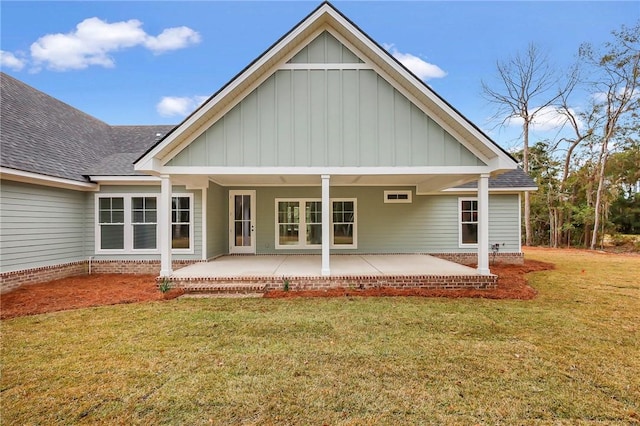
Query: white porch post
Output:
[[159, 174, 173, 277], [477, 173, 490, 275], [321, 174, 331, 276]]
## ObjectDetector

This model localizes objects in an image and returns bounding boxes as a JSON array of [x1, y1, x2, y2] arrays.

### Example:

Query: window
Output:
[[332, 200, 355, 246], [99, 197, 124, 250], [460, 198, 478, 246], [96, 193, 193, 253], [172, 196, 191, 250], [275, 198, 356, 249], [384, 190, 412, 203], [132, 197, 157, 249]]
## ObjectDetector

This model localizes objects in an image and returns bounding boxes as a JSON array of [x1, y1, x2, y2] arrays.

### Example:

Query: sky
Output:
[[1, 1, 638, 151]]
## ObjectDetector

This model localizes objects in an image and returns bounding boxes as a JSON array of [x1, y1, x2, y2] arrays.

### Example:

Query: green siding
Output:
[[86, 185, 203, 261], [167, 69, 485, 168], [223, 187, 520, 255], [206, 182, 227, 258], [288, 31, 363, 64], [0, 180, 87, 273]]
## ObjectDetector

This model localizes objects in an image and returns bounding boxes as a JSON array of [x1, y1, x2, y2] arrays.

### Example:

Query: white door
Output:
[[229, 190, 256, 254]]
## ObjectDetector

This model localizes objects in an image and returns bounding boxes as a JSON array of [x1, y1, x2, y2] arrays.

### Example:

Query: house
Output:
[[0, 2, 536, 293]]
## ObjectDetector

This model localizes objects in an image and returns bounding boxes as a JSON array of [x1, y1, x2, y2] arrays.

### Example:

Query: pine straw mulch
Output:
[[1, 260, 553, 320]]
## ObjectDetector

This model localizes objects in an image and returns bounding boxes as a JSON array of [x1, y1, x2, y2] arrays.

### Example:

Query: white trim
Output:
[[171, 194, 195, 255], [228, 190, 256, 254], [279, 63, 373, 70], [90, 175, 161, 185], [321, 175, 331, 275], [384, 190, 412, 203], [1, 167, 98, 191], [477, 174, 490, 275], [458, 197, 478, 249], [160, 166, 494, 176], [201, 188, 208, 261], [94, 192, 194, 256], [159, 176, 173, 276]]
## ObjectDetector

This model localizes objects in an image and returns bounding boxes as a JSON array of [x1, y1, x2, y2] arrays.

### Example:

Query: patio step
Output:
[[181, 282, 268, 295]]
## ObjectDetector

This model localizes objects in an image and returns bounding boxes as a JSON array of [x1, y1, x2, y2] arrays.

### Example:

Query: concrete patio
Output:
[[169, 255, 497, 294]]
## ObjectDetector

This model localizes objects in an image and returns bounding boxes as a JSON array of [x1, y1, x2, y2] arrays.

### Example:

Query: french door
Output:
[[229, 190, 256, 254]]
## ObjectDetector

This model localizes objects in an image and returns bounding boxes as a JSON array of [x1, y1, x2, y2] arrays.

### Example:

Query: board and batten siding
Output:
[[206, 181, 227, 259], [239, 187, 520, 255], [0, 180, 87, 273], [85, 185, 203, 261], [167, 69, 485, 169]]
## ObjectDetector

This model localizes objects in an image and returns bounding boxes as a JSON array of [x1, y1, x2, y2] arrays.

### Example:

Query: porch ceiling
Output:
[[172, 173, 480, 190]]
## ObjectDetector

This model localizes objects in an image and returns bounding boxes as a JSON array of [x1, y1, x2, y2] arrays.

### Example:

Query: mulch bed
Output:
[[1, 260, 553, 320]]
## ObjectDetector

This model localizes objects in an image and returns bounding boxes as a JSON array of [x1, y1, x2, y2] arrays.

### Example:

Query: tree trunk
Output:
[[523, 120, 532, 246], [591, 143, 609, 250]]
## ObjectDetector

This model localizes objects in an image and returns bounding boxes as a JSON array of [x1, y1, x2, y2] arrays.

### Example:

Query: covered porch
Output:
[[169, 254, 497, 294]]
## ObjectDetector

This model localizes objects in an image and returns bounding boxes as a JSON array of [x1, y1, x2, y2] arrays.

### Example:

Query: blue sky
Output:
[[1, 1, 638, 151]]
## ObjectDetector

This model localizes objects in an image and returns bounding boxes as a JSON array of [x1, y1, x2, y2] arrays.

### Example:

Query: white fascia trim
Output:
[[160, 166, 495, 176], [90, 176, 161, 185], [1, 167, 98, 191]]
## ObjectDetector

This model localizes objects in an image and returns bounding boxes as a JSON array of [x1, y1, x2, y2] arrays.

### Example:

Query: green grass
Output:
[[2, 250, 639, 425]]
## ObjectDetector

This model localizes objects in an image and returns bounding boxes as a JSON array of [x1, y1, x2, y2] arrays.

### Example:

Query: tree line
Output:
[[482, 21, 640, 249]]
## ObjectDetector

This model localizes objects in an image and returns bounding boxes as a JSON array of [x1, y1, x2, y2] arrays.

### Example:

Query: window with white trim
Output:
[[99, 197, 125, 250], [384, 190, 412, 203], [95, 193, 193, 253], [275, 198, 357, 249], [132, 197, 157, 250], [459, 198, 478, 246], [172, 196, 191, 250]]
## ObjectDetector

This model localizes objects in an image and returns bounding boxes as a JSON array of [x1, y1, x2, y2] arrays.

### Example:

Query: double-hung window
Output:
[[96, 193, 193, 253], [275, 198, 356, 249], [459, 198, 478, 246]]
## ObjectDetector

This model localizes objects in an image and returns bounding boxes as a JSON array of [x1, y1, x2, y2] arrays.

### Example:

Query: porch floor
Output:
[[172, 254, 477, 278]]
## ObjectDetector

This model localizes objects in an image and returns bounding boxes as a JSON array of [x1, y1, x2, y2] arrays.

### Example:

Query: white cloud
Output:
[[383, 43, 446, 81], [29, 17, 200, 71], [507, 106, 583, 131], [157, 95, 208, 117], [144, 27, 200, 53], [0, 50, 26, 71]]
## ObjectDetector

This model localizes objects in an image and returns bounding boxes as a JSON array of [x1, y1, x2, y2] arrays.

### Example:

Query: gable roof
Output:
[[0, 72, 173, 182], [135, 1, 517, 172]]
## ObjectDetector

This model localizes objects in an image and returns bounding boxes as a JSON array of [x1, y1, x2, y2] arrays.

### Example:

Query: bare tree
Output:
[[482, 43, 575, 246], [578, 22, 640, 250]]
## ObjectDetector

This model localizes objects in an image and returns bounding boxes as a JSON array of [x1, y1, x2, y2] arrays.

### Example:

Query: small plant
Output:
[[159, 277, 173, 294], [283, 278, 290, 292]]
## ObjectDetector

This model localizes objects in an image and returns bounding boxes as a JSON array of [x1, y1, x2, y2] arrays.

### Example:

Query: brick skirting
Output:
[[431, 252, 524, 265], [0, 260, 199, 294], [171, 274, 498, 293]]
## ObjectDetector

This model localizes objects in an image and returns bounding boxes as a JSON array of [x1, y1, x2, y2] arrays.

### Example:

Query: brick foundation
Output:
[[0, 260, 199, 294], [431, 252, 524, 266], [172, 273, 498, 293]]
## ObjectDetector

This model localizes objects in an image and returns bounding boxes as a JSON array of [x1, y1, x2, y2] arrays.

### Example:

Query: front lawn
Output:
[[2, 248, 638, 424]]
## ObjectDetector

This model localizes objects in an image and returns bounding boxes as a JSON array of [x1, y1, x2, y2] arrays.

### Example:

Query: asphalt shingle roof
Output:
[[1, 72, 536, 190], [455, 169, 537, 189], [0, 72, 173, 182]]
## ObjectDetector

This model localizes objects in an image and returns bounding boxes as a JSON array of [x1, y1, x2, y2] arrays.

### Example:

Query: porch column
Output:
[[477, 173, 490, 275], [159, 174, 173, 277], [321, 174, 331, 276]]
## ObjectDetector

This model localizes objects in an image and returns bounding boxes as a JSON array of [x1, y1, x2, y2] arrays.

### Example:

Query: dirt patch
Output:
[[1, 260, 553, 319], [1, 274, 183, 320], [265, 259, 553, 300]]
